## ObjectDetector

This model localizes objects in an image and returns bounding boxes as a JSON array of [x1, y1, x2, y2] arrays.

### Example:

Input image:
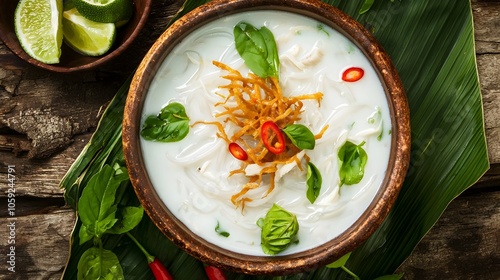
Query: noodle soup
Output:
[[140, 10, 392, 256]]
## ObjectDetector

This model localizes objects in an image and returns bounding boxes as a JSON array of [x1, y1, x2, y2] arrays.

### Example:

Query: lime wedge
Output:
[[72, 0, 133, 23], [14, 0, 63, 64], [62, 8, 116, 56]]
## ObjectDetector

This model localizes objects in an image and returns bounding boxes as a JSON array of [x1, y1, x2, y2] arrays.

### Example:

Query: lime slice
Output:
[[62, 8, 116, 56], [14, 0, 63, 64], [72, 0, 133, 23]]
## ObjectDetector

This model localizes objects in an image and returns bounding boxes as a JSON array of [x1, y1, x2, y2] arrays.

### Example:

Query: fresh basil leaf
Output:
[[77, 247, 124, 280], [283, 124, 316, 150], [141, 102, 190, 142], [373, 273, 405, 280], [234, 21, 280, 79], [77, 165, 128, 243], [326, 252, 351, 268], [260, 204, 299, 255], [106, 206, 144, 235], [259, 25, 280, 78], [306, 162, 322, 203], [338, 141, 368, 186], [215, 221, 230, 238]]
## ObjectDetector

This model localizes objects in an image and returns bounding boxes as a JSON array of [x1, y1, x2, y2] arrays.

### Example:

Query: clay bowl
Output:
[[0, 0, 151, 72], [123, 0, 410, 275]]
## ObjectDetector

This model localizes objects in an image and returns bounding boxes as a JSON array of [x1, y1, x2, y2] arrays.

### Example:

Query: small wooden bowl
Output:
[[0, 0, 151, 72], [123, 0, 411, 275]]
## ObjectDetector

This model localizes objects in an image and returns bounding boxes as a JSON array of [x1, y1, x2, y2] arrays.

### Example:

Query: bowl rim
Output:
[[123, 0, 411, 275], [0, 0, 152, 72]]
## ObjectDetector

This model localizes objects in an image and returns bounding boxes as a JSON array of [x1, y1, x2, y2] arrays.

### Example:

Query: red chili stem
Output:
[[204, 264, 227, 280], [261, 120, 286, 154], [126, 232, 174, 280]]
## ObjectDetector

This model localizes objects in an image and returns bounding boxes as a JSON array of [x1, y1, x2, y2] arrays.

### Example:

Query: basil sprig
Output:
[[141, 102, 190, 142], [283, 124, 316, 150], [306, 162, 322, 203], [78, 164, 143, 243], [257, 204, 299, 255], [77, 164, 144, 280], [234, 21, 280, 79], [338, 141, 368, 186]]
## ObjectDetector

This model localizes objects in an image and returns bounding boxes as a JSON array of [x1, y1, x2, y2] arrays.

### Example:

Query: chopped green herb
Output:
[[367, 106, 384, 141], [377, 126, 384, 141], [215, 221, 230, 237], [317, 23, 330, 36]]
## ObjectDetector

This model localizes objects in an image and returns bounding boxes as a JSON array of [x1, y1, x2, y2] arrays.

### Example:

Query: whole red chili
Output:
[[149, 258, 174, 280], [126, 232, 174, 280], [261, 120, 286, 154], [342, 67, 364, 82], [228, 142, 248, 161], [204, 264, 227, 280]]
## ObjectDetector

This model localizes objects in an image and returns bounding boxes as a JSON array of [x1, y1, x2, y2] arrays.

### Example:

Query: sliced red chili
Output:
[[204, 264, 227, 280], [229, 142, 248, 161], [342, 67, 364, 82], [261, 120, 286, 154]]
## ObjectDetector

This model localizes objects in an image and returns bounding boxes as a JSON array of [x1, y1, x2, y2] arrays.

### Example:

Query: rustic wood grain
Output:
[[0, 0, 498, 279], [475, 4, 500, 166], [0, 206, 74, 280], [397, 190, 500, 279]]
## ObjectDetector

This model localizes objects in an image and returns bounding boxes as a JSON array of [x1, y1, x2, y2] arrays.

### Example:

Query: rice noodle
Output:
[[193, 61, 327, 209]]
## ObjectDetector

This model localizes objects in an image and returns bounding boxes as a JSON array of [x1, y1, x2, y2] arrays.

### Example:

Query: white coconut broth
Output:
[[140, 10, 392, 256]]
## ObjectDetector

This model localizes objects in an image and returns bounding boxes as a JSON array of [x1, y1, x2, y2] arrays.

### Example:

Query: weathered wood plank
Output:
[[0, 134, 90, 197], [473, 1, 500, 165], [397, 190, 500, 279], [0, 205, 74, 280]]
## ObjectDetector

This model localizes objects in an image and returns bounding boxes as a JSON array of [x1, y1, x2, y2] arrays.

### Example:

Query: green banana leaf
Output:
[[60, 0, 489, 279]]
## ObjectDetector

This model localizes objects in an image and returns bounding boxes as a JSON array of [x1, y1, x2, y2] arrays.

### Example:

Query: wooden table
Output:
[[0, 0, 499, 279]]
